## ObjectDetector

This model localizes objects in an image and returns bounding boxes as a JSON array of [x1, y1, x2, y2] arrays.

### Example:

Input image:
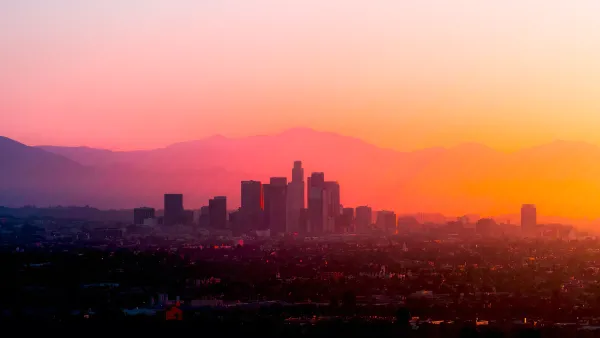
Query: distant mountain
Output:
[[0, 136, 83, 174], [4, 128, 600, 226], [1, 136, 247, 209]]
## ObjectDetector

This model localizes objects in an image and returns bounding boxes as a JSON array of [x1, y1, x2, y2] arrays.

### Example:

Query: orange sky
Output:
[[2, 1, 600, 151], [3, 1, 600, 222]]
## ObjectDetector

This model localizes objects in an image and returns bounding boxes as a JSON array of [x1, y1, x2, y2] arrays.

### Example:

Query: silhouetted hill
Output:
[[0, 136, 83, 173], [10, 130, 600, 225], [1, 136, 248, 209]]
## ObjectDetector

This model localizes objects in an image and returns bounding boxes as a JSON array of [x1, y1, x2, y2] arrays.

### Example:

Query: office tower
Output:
[[307, 172, 326, 233], [133, 207, 155, 225], [298, 208, 309, 234], [286, 161, 305, 233], [521, 204, 537, 232], [264, 177, 287, 236], [209, 196, 227, 229], [376, 210, 397, 235], [164, 194, 184, 226], [336, 207, 354, 233], [228, 209, 241, 235], [241, 180, 263, 211], [321, 181, 340, 233], [355, 206, 372, 233], [324, 181, 341, 228], [241, 180, 263, 230]]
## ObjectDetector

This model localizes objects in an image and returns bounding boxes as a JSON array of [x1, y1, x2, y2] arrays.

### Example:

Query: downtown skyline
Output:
[[2, 128, 600, 227]]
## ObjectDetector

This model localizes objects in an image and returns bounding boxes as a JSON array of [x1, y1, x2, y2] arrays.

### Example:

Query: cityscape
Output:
[[3, 1, 600, 337], [1, 158, 596, 337], [135, 161, 555, 240]]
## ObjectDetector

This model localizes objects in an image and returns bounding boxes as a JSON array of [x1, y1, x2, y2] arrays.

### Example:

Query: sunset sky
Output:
[[2, 1, 600, 151]]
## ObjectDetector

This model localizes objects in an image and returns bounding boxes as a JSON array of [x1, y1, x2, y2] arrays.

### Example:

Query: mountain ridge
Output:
[[4, 129, 600, 225]]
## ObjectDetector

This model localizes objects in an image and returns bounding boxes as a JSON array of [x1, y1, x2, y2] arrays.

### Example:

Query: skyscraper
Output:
[[241, 180, 263, 230], [336, 207, 354, 233], [324, 181, 341, 218], [164, 194, 183, 226], [521, 204, 537, 232], [209, 196, 227, 229], [355, 206, 372, 233], [264, 177, 287, 236], [133, 207, 155, 225], [308, 172, 326, 233], [286, 161, 305, 233]]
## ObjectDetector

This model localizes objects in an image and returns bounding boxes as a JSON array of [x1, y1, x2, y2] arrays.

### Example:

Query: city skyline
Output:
[[155, 161, 542, 236], [3, 129, 600, 227]]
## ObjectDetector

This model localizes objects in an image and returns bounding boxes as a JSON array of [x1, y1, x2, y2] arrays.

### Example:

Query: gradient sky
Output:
[[2, 1, 600, 151]]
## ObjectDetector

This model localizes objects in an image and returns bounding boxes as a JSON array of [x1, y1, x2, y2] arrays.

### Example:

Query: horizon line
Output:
[[10, 127, 598, 154]]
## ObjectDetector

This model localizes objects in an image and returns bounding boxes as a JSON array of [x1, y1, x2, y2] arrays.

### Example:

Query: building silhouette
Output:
[[355, 206, 372, 233], [376, 210, 397, 235], [324, 181, 341, 219], [307, 172, 326, 233], [286, 161, 305, 233], [264, 177, 287, 236], [521, 204, 537, 233], [133, 207, 155, 225], [241, 180, 263, 230], [164, 194, 184, 226], [209, 196, 227, 229], [336, 207, 354, 233]]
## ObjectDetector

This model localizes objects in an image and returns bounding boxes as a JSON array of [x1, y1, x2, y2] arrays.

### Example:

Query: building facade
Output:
[[164, 194, 184, 226]]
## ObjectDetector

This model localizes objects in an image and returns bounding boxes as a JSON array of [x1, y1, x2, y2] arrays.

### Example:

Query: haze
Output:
[[2, 1, 600, 151]]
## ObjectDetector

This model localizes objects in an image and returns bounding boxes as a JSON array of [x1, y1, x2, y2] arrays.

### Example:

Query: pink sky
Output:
[[2, 1, 600, 151]]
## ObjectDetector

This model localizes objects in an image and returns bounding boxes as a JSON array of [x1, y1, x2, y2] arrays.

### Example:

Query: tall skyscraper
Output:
[[355, 206, 372, 233], [521, 204, 537, 232], [324, 181, 341, 217], [164, 194, 183, 226], [209, 196, 227, 229], [133, 207, 155, 225], [286, 161, 305, 233], [264, 177, 287, 236], [241, 180, 263, 230], [308, 172, 326, 233]]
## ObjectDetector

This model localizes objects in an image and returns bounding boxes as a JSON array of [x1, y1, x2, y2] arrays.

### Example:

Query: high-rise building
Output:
[[521, 204, 537, 232], [134, 207, 155, 225], [336, 207, 354, 233], [308, 172, 326, 233], [241, 180, 263, 211], [264, 177, 287, 236], [241, 180, 263, 230], [209, 196, 227, 229], [355, 206, 372, 233], [286, 161, 305, 233], [376, 210, 397, 235], [164, 194, 184, 226], [324, 181, 341, 217], [298, 208, 309, 234]]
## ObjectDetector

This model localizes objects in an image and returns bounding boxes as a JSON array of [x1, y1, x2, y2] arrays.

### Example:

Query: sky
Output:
[[2, 1, 600, 151]]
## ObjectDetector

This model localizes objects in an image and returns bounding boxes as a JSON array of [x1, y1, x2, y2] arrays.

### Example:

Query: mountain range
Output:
[[3, 128, 600, 228]]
